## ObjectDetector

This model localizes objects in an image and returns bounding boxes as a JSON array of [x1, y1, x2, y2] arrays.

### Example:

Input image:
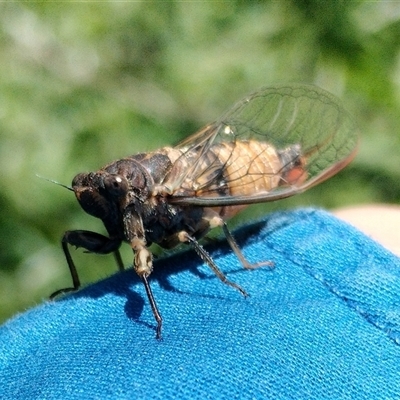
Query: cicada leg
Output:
[[178, 231, 249, 297], [203, 210, 274, 270], [51, 230, 122, 299], [131, 237, 163, 340], [221, 222, 274, 269]]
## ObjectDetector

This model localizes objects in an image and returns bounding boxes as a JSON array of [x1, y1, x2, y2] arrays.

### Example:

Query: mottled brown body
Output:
[[53, 84, 358, 339]]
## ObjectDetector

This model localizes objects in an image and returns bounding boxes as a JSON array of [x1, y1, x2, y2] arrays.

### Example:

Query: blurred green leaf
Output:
[[0, 1, 400, 324]]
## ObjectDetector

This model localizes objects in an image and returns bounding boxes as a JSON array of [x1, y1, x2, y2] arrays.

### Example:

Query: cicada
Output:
[[53, 84, 358, 339]]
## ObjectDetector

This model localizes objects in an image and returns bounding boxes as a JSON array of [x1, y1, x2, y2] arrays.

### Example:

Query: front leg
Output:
[[124, 209, 163, 339], [51, 230, 122, 299], [131, 237, 162, 340]]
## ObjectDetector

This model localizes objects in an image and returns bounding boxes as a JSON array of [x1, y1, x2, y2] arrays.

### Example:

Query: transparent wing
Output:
[[164, 84, 358, 206]]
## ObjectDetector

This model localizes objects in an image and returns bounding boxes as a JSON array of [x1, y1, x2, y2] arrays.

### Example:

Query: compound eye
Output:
[[104, 174, 129, 197]]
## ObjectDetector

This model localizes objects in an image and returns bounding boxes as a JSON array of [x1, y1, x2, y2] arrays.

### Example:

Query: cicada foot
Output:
[[50, 286, 78, 300]]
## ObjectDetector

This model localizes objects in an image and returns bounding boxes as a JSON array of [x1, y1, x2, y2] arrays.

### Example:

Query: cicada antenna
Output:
[[36, 174, 74, 192]]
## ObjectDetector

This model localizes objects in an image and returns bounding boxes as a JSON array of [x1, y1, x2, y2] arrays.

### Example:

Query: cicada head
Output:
[[72, 172, 130, 220]]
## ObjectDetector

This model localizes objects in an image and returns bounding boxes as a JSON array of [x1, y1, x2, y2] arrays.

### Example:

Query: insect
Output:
[[52, 84, 358, 339]]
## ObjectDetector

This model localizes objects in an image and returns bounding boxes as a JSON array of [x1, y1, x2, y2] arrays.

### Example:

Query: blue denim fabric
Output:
[[1, 209, 400, 399]]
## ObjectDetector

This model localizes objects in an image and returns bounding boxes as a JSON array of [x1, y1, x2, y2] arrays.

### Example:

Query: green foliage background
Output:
[[1, 1, 400, 323]]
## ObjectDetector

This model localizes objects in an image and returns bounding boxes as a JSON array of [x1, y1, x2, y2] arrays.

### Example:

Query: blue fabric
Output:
[[1, 208, 400, 399]]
